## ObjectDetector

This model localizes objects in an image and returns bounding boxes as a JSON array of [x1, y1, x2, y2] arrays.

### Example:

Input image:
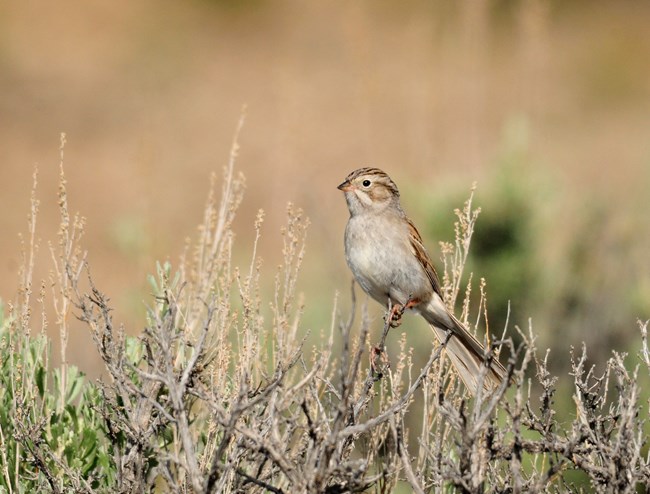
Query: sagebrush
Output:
[[1, 128, 648, 493]]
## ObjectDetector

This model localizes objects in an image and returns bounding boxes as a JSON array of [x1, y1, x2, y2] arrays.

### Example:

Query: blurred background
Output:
[[1, 0, 649, 388]]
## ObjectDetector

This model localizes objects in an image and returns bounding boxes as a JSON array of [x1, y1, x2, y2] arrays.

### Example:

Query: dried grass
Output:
[[1, 126, 648, 493]]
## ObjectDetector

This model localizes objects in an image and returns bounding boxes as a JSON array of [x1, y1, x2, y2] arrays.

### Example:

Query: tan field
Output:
[[1, 1, 649, 378]]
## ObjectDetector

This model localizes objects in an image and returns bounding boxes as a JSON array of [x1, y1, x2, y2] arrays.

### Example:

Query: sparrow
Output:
[[338, 167, 506, 395]]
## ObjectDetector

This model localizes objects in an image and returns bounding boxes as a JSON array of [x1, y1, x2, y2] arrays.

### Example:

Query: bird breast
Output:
[[344, 214, 431, 305]]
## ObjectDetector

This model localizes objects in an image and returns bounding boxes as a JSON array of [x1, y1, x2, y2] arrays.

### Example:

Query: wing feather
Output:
[[406, 218, 443, 297]]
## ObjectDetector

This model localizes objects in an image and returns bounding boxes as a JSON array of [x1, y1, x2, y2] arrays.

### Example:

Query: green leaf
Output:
[[35, 365, 46, 397], [64, 366, 84, 404]]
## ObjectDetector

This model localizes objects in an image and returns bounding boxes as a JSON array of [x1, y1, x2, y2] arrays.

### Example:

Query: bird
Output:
[[337, 167, 506, 395]]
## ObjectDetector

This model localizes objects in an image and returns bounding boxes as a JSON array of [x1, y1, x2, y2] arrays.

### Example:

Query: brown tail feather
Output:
[[430, 318, 506, 396]]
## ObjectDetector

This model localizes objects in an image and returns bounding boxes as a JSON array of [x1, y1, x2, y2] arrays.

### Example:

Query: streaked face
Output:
[[337, 167, 400, 215]]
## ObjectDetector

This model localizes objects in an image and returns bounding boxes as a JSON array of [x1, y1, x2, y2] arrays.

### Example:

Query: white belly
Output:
[[344, 214, 430, 306]]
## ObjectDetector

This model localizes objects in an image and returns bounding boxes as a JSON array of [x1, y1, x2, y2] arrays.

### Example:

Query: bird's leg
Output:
[[385, 296, 419, 328], [386, 302, 404, 328]]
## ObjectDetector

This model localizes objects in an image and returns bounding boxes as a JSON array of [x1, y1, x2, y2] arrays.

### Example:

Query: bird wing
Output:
[[406, 218, 443, 298]]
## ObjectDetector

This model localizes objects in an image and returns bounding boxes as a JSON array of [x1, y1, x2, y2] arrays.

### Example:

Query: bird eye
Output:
[[362, 180, 371, 187]]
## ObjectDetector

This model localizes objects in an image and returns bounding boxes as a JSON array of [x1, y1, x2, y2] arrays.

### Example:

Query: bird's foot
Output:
[[385, 298, 419, 328], [386, 303, 404, 328]]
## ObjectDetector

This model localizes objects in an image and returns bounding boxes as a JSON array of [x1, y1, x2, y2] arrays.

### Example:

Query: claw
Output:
[[385, 297, 419, 328], [386, 303, 404, 328]]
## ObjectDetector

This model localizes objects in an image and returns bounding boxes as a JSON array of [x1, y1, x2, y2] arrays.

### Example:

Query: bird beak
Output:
[[337, 180, 353, 192]]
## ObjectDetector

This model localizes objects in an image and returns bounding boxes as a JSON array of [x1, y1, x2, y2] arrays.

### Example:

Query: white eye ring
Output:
[[362, 179, 371, 187]]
